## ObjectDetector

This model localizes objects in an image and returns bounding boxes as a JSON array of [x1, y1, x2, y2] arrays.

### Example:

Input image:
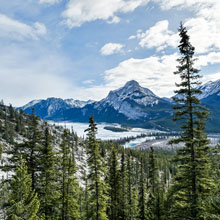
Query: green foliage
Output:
[[85, 116, 109, 220], [38, 126, 60, 220], [126, 154, 138, 220], [169, 23, 215, 220], [6, 158, 40, 220], [0, 176, 10, 219], [108, 144, 120, 220], [0, 98, 219, 220], [137, 158, 147, 220], [58, 129, 80, 220]]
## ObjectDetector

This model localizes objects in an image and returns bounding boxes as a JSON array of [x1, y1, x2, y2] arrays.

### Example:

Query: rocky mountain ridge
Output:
[[19, 79, 220, 132]]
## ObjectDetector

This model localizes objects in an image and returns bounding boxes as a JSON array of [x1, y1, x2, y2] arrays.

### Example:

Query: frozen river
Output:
[[48, 121, 161, 142]]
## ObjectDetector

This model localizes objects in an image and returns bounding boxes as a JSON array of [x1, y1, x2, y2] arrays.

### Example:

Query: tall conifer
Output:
[[170, 23, 214, 219], [6, 158, 40, 220], [108, 144, 119, 220], [59, 129, 80, 220], [137, 158, 147, 220], [85, 116, 109, 220], [39, 126, 59, 220]]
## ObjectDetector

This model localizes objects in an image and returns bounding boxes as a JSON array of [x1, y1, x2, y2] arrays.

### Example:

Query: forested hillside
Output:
[[0, 99, 177, 220]]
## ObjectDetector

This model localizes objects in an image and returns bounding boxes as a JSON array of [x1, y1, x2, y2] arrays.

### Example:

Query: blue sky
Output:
[[0, 0, 220, 106]]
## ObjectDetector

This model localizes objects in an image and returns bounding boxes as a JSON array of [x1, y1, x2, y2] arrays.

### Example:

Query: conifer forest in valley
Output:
[[0, 25, 220, 220]]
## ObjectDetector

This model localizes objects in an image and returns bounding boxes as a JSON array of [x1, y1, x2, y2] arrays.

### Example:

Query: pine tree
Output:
[[118, 148, 127, 220], [59, 129, 80, 220], [169, 23, 215, 220], [6, 110, 43, 191], [137, 157, 147, 220], [108, 144, 120, 220], [146, 147, 164, 220], [126, 154, 138, 220], [39, 126, 60, 220], [6, 157, 40, 220], [85, 116, 109, 220]]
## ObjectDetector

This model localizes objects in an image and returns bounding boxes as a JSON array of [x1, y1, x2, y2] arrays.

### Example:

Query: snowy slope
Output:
[[94, 80, 162, 120], [198, 80, 220, 99], [19, 97, 94, 119]]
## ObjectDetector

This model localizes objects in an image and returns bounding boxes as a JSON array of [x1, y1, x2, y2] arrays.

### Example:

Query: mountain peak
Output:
[[124, 80, 140, 88], [198, 79, 220, 99]]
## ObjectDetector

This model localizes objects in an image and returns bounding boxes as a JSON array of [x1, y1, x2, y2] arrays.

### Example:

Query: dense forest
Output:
[[0, 25, 220, 220]]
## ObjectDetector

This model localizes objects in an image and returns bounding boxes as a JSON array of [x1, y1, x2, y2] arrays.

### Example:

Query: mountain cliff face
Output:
[[19, 79, 220, 132]]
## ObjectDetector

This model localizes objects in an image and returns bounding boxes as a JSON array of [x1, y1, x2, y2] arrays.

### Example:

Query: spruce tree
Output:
[[146, 147, 164, 220], [6, 110, 43, 191], [108, 144, 120, 220], [39, 126, 59, 220], [137, 157, 147, 220], [126, 154, 138, 220], [85, 116, 109, 220], [59, 129, 80, 220], [169, 23, 214, 220], [118, 148, 127, 220], [6, 158, 40, 220]]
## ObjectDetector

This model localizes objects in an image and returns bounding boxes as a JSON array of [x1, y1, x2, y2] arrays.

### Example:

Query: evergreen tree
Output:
[[6, 110, 43, 191], [126, 154, 138, 220], [39, 126, 59, 220], [137, 158, 147, 220], [169, 23, 214, 220], [0, 176, 9, 220], [8, 105, 15, 120], [59, 129, 80, 220], [85, 116, 109, 220], [146, 147, 164, 220], [6, 158, 40, 220], [82, 171, 89, 220], [108, 144, 120, 220], [118, 148, 127, 220]]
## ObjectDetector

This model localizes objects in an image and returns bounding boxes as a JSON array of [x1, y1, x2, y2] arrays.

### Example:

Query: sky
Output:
[[0, 0, 220, 106]]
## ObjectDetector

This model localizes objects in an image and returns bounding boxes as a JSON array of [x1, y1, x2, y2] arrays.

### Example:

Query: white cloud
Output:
[[0, 13, 47, 40], [196, 52, 220, 67], [83, 80, 95, 85], [103, 53, 179, 97], [128, 35, 136, 40], [39, 0, 62, 4], [100, 43, 124, 56], [135, 20, 178, 51], [107, 16, 121, 24], [154, 0, 220, 54], [101, 51, 220, 98], [34, 22, 47, 35], [62, 0, 149, 28], [0, 45, 73, 106], [203, 72, 220, 82], [185, 17, 220, 53], [153, 0, 211, 11]]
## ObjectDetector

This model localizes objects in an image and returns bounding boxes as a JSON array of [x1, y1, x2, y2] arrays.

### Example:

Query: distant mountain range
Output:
[[19, 79, 220, 132]]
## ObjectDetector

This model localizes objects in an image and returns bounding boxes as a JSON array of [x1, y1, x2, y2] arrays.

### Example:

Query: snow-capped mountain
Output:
[[59, 80, 173, 129], [19, 79, 220, 131], [19, 97, 94, 119], [198, 80, 220, 99], [94, 80, 163, 120]]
